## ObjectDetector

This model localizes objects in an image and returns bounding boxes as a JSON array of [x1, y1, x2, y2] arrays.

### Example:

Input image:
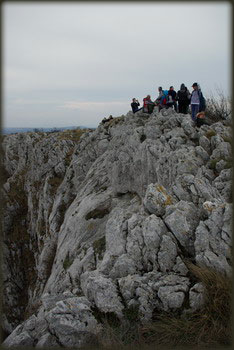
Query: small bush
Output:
[[205, 88, 231, 124], [209, 158, 221, 170]]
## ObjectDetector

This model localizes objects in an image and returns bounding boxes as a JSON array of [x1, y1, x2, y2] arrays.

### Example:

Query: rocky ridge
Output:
[[2, 108, 232, 347]]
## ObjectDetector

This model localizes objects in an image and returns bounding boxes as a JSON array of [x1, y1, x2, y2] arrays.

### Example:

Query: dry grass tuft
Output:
[[205, 88, 231, 124], [97, 264, 232, 349], [140, 263, 232, 348], [58, 127, 88, 141]]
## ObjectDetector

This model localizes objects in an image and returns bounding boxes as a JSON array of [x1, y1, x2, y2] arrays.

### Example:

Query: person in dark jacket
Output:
[[167, 86, 178, 111], [190, 82, 206, 122], [177, 83, 191, 114], [131, 98, 142, 113]]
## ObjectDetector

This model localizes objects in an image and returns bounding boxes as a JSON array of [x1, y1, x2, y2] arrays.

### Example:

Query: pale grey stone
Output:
[[109, 254, 137, 279], [189, 283, 205, 311], [173, 256, 189, 275], [36, 333, 60, 347], [143, 183, 175, 216], [45, 297, 99, 348], [199, 135, 211, 154], [80, 271, 124, 317], [153, 274, 190, 311], [142, 215, 168, 269], [3, 331, 34, 347], [164, 201, 199, 254], [158, 235, 178, 272], [195, 146, 210, 162]]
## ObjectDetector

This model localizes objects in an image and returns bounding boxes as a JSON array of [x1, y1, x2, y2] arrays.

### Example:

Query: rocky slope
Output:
[[2, 109, 232, 347]]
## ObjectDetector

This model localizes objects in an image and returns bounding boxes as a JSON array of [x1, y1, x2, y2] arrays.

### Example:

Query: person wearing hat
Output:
[[190, 82, 206, 122]]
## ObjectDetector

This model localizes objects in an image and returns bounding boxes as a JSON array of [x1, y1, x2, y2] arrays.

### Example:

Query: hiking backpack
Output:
[[161, 90, 168, 105]]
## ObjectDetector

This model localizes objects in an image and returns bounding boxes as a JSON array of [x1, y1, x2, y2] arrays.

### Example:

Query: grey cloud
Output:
[[3, 2, 231, 128]]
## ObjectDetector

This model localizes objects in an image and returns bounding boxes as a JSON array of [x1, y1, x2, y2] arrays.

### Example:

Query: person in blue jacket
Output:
[[190, 82, 206, 122]]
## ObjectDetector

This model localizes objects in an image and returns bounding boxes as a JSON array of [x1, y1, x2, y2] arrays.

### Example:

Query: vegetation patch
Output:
[[156, 184, 173, 206], [108, 116, 125, 127], [64, 148, 74, 166], [93, 236, 106, 259], [48, 175, 63, 195], [58, 128, 87, 142], [23, 300, 42, 320], [205, 88, 231, 123], [97, 307, 141, 348], [36, 219, 47, 237], [63, 252, 74, 270], [209, 157, 232, 171], [56, 202, 67, 230], [222, 135, 232, 144], [123, 305, 139, 323], [97, 264, 231, 349], [205, 129, 217, 139], [140, 263, 232, 348], [1, 166, 10, 183], [224, 157, 233, 169], [209, 158, 222, 170]]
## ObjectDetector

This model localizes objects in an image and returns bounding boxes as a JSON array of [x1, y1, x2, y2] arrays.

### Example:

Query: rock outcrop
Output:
[[2, 108, 232, 347]]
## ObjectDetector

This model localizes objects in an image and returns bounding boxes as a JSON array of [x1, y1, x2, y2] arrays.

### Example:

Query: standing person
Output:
[[190, 82, 206, 122], [143, 95, 155, 114], [177, 83, 191, 114], [167, 86, 178, 111], [131, 98, 142, 113]]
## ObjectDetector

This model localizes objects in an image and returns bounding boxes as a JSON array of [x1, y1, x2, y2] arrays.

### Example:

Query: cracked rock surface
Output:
[[2, 109, 232, 347]]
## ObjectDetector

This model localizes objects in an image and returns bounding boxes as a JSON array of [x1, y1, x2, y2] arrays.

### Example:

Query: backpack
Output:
[[199, 92, 206, 112], [161, 90, 168, 105]]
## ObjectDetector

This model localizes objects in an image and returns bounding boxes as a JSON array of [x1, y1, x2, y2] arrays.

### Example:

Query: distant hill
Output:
[[2, 126, 92, 135]]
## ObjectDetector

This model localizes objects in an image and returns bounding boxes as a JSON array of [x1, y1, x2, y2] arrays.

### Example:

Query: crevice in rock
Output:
[[85, 208, 110, 220], [162, 217, 196, 264], [140, 134, 147, 143]]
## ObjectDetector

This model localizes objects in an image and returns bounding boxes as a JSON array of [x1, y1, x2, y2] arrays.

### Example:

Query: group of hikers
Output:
[[131, 82, 206, 127]]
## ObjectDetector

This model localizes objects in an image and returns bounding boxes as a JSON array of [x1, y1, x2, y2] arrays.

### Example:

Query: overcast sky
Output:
[[3, 2, 231, 128]]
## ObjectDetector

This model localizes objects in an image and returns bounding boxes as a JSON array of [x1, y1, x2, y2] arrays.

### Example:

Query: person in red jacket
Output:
[[143, 95, 155, 114]]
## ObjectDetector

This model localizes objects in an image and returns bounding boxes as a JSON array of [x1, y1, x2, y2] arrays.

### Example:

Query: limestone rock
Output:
[[45, 297, 99, 348], [189, 283, 205, 311], [2, 108, 232, 347], [80, 271, 124, 317], [143, 183, 175, 216]]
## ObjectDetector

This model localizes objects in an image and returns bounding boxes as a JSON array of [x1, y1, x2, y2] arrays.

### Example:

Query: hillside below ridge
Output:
[[2, 108, 232, 348]]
